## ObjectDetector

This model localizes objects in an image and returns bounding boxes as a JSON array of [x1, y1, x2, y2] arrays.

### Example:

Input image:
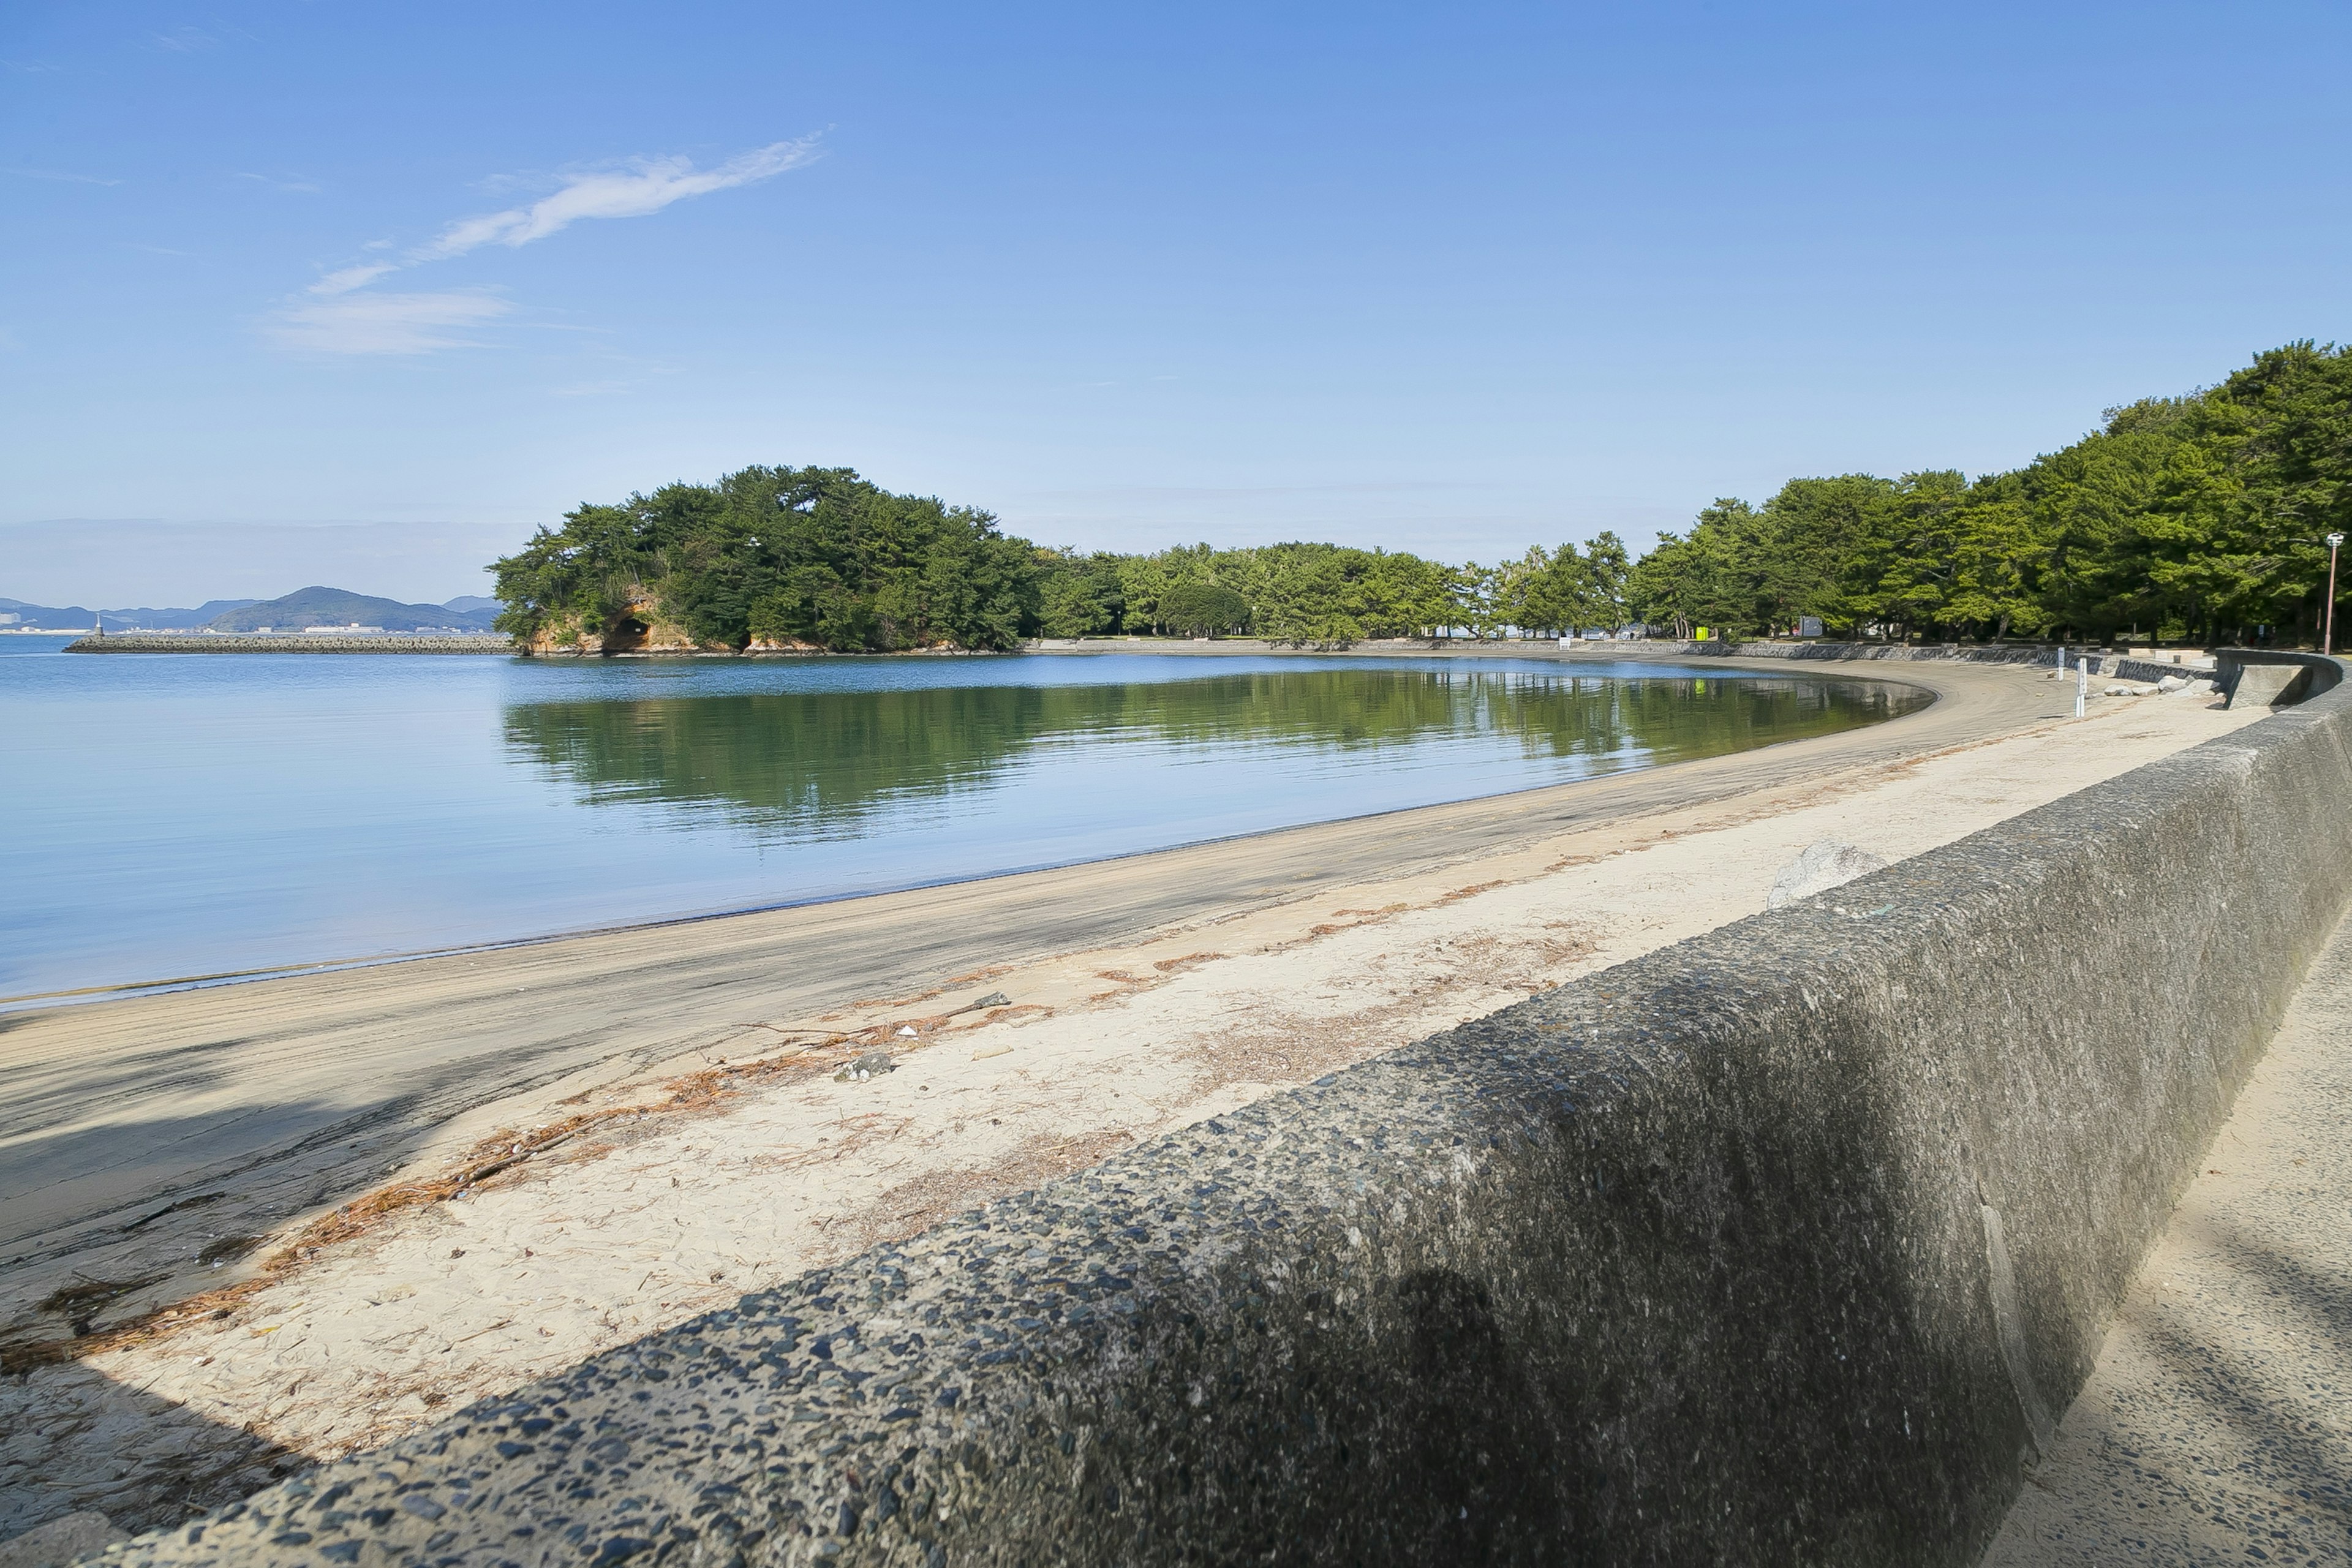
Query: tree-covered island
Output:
[[492, 342, 2352, 653]]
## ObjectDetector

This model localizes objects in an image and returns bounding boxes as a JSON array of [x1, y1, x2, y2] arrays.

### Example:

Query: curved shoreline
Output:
[[1, 658, 2052, 1348], [71, 658, 2297, 1567], [2, 653, 1921, 1012]]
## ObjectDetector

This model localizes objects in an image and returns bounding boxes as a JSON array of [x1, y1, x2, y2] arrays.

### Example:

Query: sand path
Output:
[[0, 668, 2255, 1539], [1983, 901, 2352, 1564]]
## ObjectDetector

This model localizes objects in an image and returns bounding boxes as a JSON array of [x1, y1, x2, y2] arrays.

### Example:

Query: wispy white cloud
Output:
[[148, 26, 215, 52], [413, 138, 820, 260], [267, 290, 511, 356], [9, 167, 122, 186], [274, 137, 820, 355], [311, 262, 399, 296], [237, 172, 323, 194]]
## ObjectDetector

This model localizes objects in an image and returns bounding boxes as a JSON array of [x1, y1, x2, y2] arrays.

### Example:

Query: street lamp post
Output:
[[2271, 512, 2346, 655], [2328, 533, 2345, 657], [2323, 533, 2342, 658]]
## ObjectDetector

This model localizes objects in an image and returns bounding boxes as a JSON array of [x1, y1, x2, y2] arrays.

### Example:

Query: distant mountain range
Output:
[[0, 596, 260, 630], [0, 589, 502, 633], [205, 587, 502, 633]]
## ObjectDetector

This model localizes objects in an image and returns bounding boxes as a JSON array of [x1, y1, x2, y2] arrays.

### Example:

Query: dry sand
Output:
[[1983, 902, 2352, 1564], [0, 677, 2260, 1539]]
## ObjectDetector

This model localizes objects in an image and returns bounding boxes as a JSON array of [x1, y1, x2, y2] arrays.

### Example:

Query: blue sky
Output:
[[6, 1, 2350, 604]]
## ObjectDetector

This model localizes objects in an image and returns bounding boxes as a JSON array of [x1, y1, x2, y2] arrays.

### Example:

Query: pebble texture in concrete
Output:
[[1982, 908, 2352, 1566], [90, 660, 2352, 1567]]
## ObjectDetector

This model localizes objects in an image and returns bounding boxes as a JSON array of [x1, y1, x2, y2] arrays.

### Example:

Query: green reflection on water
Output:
[[502, 666, 1924, 840]]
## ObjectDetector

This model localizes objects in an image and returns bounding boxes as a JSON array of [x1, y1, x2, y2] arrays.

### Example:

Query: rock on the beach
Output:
[[835, 1050, 897, 1082], [1766, 840, 1890, 910], [0, 1512, 127, 1568]]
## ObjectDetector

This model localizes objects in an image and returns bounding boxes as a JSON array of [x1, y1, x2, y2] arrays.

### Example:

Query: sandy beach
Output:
[[1, 654, 2051, 1341], [0, 658, 2261, 1539]]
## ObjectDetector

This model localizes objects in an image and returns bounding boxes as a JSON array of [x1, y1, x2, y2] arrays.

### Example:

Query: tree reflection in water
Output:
[[501, 666, 1924, 842]]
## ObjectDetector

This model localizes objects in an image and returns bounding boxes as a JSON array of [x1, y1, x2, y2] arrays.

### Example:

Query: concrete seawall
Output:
[[64, 636, 513, 655], [1678, 638, 2217, 687], [1716, 639, 2335, 698], [103, 657, 2352, 1567]]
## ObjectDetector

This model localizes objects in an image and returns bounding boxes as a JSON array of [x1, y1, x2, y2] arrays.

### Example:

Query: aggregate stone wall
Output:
[[102, 660, 2352, 1568]]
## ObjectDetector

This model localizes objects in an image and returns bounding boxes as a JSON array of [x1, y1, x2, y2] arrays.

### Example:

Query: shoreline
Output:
[[5, 658, 2030, 1332], [36, 630, 2233, 661], [4, 643, 1919, 1011], [0, 663, 2258, 1540]]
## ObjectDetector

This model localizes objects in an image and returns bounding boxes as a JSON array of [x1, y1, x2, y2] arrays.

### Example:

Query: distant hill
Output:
[[0, 597, 260, 630], [0, 597, 95, 629], [179, 599, 265, 624], [207, 587, 501, 633], [108, 599, 263, 629], [1, 590, 500, 632]]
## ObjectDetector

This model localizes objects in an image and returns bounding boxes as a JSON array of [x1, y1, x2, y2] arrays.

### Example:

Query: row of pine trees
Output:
[[492, 342, 2352, 652], [1629, 342, 2352, 645]]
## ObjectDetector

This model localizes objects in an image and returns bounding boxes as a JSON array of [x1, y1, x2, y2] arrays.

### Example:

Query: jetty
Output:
[[64, 635, 513, 654]]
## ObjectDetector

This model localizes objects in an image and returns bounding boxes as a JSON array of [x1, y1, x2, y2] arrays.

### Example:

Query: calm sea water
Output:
[[0, 639, 1924, 999]]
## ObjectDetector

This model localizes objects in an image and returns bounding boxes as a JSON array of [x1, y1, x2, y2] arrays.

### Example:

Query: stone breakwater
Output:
[[64, 636, 513, 655], [100, 657, 2352, 1567]]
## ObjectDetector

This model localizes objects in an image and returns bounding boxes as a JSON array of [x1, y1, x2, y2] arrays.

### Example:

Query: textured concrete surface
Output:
[[85, 660, 2352, 1566], [2216, 649, 2342, 709], [1982, 910, 2352, 1566], [2228, 664, 2305, 709]]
